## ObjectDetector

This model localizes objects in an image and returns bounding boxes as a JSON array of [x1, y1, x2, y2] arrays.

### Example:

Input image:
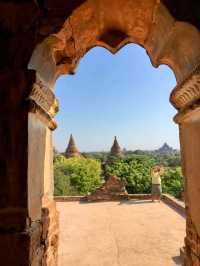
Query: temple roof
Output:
[[110, 136, 122, 157], [65, 134, 80, 158]]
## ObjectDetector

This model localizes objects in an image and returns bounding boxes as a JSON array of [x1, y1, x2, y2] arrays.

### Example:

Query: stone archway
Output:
[[28, 2, 200, 266], [29, 0, 200, 86], [1, 1, 200, 265]]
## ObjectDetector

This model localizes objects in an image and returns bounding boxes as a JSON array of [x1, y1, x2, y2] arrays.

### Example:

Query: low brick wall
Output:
[[55, 194, 151, 202], [54, 196, 84, 202], [128, 194, 152, 200]]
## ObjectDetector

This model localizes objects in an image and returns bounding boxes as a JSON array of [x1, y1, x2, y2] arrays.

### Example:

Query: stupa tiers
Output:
[[110, 136, 122, 157], [65, 134, 81, 158]]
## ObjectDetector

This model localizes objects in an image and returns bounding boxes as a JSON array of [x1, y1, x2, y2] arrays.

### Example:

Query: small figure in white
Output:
[[151, 165, 164, 202]]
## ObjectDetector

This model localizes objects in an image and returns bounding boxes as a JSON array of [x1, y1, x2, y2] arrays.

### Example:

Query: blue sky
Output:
[[54, 44, 179, 152]]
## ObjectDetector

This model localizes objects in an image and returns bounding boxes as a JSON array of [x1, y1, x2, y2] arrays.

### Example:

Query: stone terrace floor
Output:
[[57, 200, 185, 266]]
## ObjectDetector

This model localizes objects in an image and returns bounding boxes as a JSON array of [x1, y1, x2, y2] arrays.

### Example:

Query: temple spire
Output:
[[110, 136, 122, 157], [65, 134, 80, 158]]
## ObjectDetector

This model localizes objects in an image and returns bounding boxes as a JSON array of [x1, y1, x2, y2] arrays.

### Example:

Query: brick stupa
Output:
[[83, 175, 128, 201], [110, 136, 122, 157], [65, 134, 81, 158]]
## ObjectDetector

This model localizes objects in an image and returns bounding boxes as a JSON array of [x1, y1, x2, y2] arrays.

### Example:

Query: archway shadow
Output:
[[163, 201, 186, 219], [118, 199, 186, 218], [79, 199, 153, 205], [172, 255, 182, 265], [118, 199, 153, 205]]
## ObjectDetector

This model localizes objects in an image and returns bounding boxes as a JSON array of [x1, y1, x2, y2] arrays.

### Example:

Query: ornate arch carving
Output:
[[28, 0, 200, 130], [29, 0, 200, 89]]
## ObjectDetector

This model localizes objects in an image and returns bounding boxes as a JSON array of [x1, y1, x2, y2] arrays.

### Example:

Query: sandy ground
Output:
[[57, 200, 185, 266]]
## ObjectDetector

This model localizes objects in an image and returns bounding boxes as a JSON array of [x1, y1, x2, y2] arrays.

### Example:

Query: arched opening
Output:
[[2, 1, 200, 266], [53, 44, 185, 266], [25, 1, 200, 265], [54, 44, 178, 152]]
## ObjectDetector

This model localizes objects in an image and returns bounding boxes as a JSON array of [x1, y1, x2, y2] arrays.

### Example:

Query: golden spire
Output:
[[65, 134, 80, 158], [110, 136, 122, 157]]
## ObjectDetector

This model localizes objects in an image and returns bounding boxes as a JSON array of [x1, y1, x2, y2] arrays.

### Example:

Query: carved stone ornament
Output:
[[171, 63, 200, 111], [28, 81, 59, 130]]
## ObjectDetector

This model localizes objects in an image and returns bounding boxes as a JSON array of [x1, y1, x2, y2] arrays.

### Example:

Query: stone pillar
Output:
[[41, 124, 59, 266], [28, 79, 59, 266], [0, 70, 59, 266], [171, 65, 200, 266], [176, 115, 200, 266]]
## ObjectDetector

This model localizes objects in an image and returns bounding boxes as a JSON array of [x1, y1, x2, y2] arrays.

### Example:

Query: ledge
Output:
[[161, 194, 185, 216], [128, 194, 152, 200], [54, 196, 84, 202], [55, 194, 151, 202]]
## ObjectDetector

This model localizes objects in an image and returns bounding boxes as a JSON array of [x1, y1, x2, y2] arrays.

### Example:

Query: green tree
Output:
[[54, 157, 102, 196], [153, 154, 181, 167], [105, 155, 184, 198], [105, 155, 155, 193], [162, 167, 183, 198]]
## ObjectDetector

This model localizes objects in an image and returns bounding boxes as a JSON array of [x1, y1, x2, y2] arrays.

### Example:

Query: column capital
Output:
[[27, 80, 59, 130], [170, 62, 200, 111]]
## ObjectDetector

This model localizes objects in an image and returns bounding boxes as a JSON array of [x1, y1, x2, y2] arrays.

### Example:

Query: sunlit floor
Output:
[[57, 200, 185, 266]]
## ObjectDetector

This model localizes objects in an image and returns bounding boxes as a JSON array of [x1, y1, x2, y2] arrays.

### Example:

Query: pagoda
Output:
[[65, 134, 81, 158], [110, 136, 122, 157]]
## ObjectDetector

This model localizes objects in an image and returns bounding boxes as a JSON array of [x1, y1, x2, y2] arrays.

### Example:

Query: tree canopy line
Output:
[[54, 148, 183, 199]]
